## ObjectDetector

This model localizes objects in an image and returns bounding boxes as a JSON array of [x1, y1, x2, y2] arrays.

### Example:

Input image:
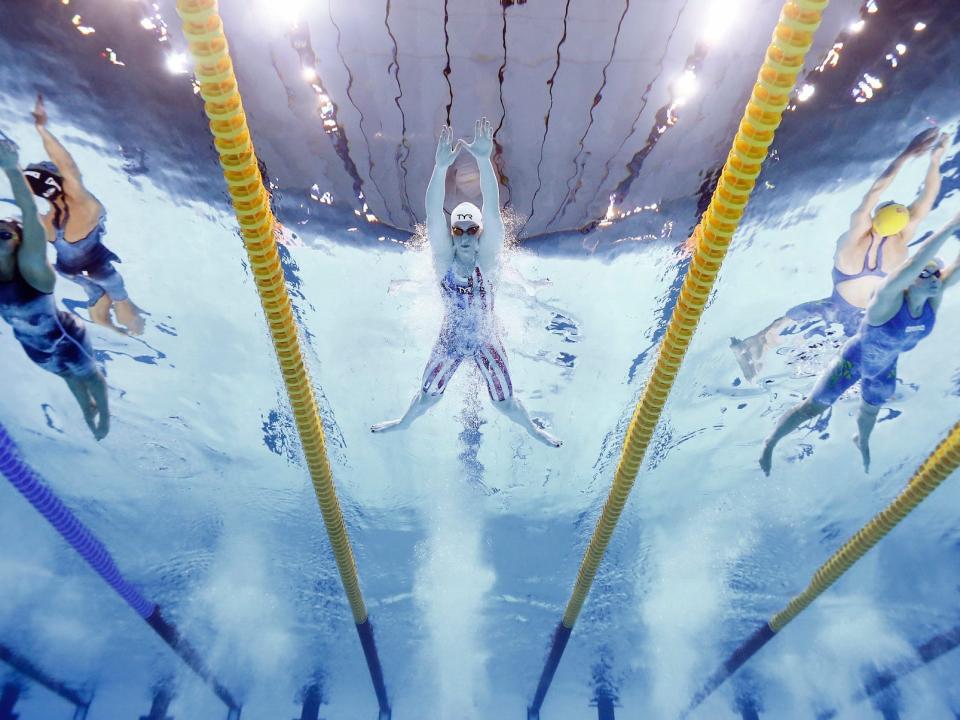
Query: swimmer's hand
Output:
[[31, 94, 48, 128], [931, 132, 950, 160], [0, 136, 19, 169], [904, 127, 939, 156], [435, 125, 461, 168], [463, 117, 494, 159]]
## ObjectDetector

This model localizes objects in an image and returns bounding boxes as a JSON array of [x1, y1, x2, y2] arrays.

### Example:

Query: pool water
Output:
[[1, 0, 959, 718]]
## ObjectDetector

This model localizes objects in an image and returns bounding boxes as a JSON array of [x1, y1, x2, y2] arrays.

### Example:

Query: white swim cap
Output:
[[450, 201, 482, 229]]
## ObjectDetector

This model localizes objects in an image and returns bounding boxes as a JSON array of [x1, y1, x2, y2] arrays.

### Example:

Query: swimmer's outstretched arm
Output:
[[904, 133, 949, 235], [32, 95, 98, 209], [867, 211, 960, 322], [463, 118, 505, 275], [941, 252, 960, 292], [426, 125, 459, 275], [842, 128, 940, 244], [0, 137, 54, 292]]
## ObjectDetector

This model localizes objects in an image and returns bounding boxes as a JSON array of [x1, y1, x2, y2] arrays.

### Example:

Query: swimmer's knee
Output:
[[802, 399, 829, 416], [419, 388, 444, 403]]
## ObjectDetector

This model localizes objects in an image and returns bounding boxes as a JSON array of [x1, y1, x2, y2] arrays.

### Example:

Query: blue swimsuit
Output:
[[811, 293, 935, 407], [52, 211, 128, 306], [784, 236, 889, 337], [0, 264, 97, 378]]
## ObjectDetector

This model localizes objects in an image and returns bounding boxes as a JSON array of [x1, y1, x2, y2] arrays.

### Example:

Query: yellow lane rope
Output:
[[771, 420, 960, 631], [562, 0, 831, 629], [684, 421, 960, 714], [176, 0, 367, 624]]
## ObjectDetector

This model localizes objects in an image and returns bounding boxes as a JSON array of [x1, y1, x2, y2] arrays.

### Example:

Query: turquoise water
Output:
[[1, 1, 959, 718]]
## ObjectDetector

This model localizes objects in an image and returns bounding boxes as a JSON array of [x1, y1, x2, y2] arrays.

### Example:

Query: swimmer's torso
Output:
[[0, 265, 63, 351], [858, 295, 935, 377], [833, 230, 908, 308], [41, 196, 103, 244], [439, 266, 496, 348]]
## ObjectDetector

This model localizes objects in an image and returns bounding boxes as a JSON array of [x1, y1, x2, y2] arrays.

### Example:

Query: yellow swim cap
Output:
[[872, 202, 910, 236]]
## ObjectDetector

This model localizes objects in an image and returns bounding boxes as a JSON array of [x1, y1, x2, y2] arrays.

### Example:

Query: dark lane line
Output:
[[328, 0, 395, 225], [582, 0, 691, 229], [550, 0, 631, 228], [442, 0, 454, 127], [384, 0, 417, 226], [276, 29, 367, 209], [493, 3, 513, 208], [519, 0, 573, 238]]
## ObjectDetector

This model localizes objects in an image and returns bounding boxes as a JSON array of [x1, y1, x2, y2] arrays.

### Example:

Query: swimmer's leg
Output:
[[732, 298, 834, 382], [89, 294, 122, 332], [760, 345, 859, 475], [730, 316, 792, 382], [489, 396, 562, 448], [113, 298, 146, 336], [62, 374, 97, 437], [85, 371, 109, 440], [87, 261, 145, 335], [372, 343, 461, 434], [759, 398, 828, 476], [371, 390, 443, 434], [61, 270, 121, 331], [853, 365, 893, 473], [852, 401, 880, 473], [476, 340, 561, 448]]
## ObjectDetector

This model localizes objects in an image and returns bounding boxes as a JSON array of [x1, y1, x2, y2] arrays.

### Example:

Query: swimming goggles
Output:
[[452, 225, 480, 237], [0, 229, 15, 240], [918, 267, 941, 279]]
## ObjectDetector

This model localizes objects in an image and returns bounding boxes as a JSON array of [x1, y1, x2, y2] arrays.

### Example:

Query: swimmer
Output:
[[0, 132, 109, 439], [371, 119, 561, 447], [732, 128, 949, 381], [25, 95, 145, 335], [759, 210, 960, 475]]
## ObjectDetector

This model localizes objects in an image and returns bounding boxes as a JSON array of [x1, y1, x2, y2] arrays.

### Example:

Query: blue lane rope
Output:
[[0, 422, 241, 711], [0, 642, 90, 710], [0, 423, 155, 618]]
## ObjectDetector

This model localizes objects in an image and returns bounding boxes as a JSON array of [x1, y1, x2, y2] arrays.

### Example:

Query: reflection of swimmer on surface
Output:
[[371, 119, 561, 448], [25, 95, 145, 336], [0, 133, 109, 439], [759, 211, 960, 476], [732, 128, 949, 382]]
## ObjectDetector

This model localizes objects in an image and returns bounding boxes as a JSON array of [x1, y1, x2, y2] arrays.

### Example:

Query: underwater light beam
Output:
[[700, 0, 744, 45], [673, 69, 699, 106]]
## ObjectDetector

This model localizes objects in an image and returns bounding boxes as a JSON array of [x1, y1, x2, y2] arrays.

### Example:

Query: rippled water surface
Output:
[[1, 0, 959, 718]]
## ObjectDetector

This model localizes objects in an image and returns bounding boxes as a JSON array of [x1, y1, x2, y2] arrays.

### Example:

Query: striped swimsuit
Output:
[[421, 266, 513, 402]]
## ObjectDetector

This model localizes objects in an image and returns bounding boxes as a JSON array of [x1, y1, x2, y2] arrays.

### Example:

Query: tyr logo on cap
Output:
[[457, 212, 474, 220]]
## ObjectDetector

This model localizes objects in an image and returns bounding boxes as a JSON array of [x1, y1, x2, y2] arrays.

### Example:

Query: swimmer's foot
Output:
[[79, 392, 108, 440], [531, 419, 562, 448], [853, 433, 870, 473], [114, 299, 146, 336], [80, 398, 98, 437], [730, 336, 760, 383], [89, 295, 124, 333], [371, 419, 403, 434], [759, 441, 774, 476]]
